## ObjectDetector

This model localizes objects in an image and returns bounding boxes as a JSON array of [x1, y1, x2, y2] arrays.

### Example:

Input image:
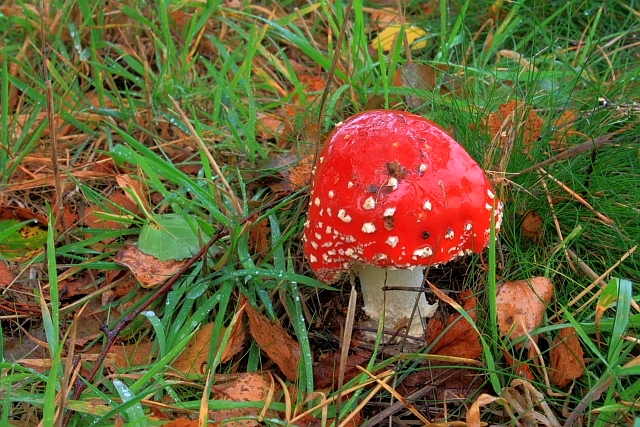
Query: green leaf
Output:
[[0, 219, 47, 260], [138, 214, 210, 261]]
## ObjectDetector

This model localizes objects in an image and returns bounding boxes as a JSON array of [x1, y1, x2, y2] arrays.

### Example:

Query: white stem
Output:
[[353, 265, 438, 337]]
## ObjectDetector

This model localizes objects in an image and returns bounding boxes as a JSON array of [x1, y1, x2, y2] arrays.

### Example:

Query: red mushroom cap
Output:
[[303, 110, 503, 283]]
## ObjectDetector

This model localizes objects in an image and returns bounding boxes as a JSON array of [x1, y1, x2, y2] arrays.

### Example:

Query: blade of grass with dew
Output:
[[607, 278, 632, 366], [112, 379, 148, 426], [286, 273, 314, 399]]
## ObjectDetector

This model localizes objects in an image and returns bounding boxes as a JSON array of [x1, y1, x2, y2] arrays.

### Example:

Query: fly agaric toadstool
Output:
[[303, 110, 503, 337]]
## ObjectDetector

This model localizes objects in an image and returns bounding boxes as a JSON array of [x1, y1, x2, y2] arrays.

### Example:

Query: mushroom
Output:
[[303, 110, 503, 337]]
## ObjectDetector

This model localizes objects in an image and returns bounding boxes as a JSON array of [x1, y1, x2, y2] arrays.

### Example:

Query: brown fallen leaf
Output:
[[115, 245, 188, 288], [314, 350, 371, 390], [115, 174, 150, 214], [549, 327, 585, 387], [82, 191, 140, 231], [245, 303, 301, 382], [496, 277, 554, 348], [521, 210, 543, 243], [485, 100, 543, 153], [209, 372, 269, 427], [502, 350, 534, 381], [172, 319, 246, 376], [426, 290, 482, 359], [0, 262, 16, 288]]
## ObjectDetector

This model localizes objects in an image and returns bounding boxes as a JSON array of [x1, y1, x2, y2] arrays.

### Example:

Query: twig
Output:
[[512, 133, 616, 177]]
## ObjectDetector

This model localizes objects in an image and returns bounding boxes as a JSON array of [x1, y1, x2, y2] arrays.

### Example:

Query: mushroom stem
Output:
[[353, 265, 438, 337]]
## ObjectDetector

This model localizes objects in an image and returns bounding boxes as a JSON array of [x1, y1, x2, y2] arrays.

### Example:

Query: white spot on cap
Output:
[[344, 235, 356, 243], [387, 177, 398, 190], [338, 209, 352, 223], [485, 203, 493, 211], [345, 248, 355, 257], [412, 247, 433, 259], [328, 190, 335, 198], [363, 196, 376, 210], [383, 207, 396, 217], [487, 189, 495, 199], [423, 200, 432, 211], [373, 253, 388, 261], [419, 164, 427, 172], [314, 197, 320, 206], [445, 228, 454, 239], [327, 250, 336, 256], [319, 156, 324, 164], [325, 226, 332, 234], [315, 233, 322, 240], [326, 208, 332, 217], [304, 220, 310, 228], [311, 241, 319, 250], [317, 222, 323, 228], [347, 181, 354, 189], [464, 222, 472, 231], [335, 121, 344, 128], [386, 236, 399, 247], [309, 255, 317, 263], [362, 222, 376, 233], [458, 250, 465, 257]]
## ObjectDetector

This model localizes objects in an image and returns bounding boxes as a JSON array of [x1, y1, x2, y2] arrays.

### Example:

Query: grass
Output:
[[1, 0, 639, 425]]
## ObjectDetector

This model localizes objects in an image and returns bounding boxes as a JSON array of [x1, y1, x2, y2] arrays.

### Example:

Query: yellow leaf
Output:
[[370, 25, 428, 52]]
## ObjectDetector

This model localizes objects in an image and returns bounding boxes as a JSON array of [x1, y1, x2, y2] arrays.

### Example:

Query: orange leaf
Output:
[[246, 303, 301, 381], [426, 290, 482, 359], [115, 245, 188, 288], [172, 319, 246, 376], [210, 372, 269, 427], [549, 327, 585, 387], [496, 277, 554, 347]]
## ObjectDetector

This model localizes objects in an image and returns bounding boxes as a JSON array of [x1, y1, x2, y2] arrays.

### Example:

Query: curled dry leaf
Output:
[[426, 290, 482, 359], [82, 191, 140, 231], [172, 320, 246, 376], [245, 303, 301, 382], [496, 277, 554, 347], [115, 245, 188, 288], [210, 372, 269, 427], [549, 327, 585, 387]]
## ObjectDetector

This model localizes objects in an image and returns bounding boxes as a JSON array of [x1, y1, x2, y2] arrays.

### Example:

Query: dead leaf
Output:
[[314, 350, 371, 390], [392, 63, 437, 109], [496, 277, 554, 347], [209, 372, 269, 427], [426, 290, 482, 359], [172, 319, 246, 376], [82, 191, 140, 231], [115, 245, 188, 288], [521, 210, 543, 243], [485, 100, 543, 153], [550, 109, 580, 151], [162, 419, 199, 427], [115, 174, 150, 214], [0, 262, 16, 288], [502, 350, 534, 380], [245, 303, 301, 382], [248, 219, 270, 256], [549, 327, 585, 387], [467, 393, 502, 427], [256, 112, 285, 140]]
